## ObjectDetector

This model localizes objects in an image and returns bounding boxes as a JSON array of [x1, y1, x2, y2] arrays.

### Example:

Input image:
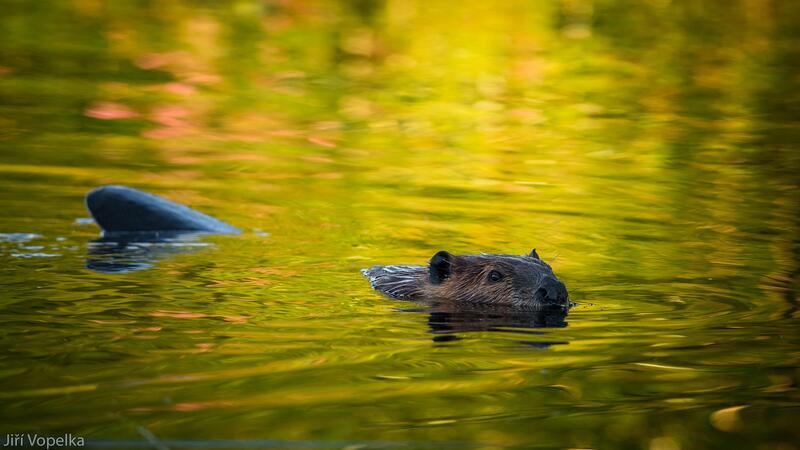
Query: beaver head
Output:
[[424, 249, 569, 311], [362, 249, 570, 311]]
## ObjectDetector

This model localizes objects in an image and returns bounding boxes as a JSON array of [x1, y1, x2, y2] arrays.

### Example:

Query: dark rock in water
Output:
[[86, 185, 239, 236], [83, 185, 239, 274]]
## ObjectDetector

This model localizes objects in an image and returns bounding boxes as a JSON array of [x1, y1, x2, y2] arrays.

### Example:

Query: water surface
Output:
[[1, 1, 798, 448]]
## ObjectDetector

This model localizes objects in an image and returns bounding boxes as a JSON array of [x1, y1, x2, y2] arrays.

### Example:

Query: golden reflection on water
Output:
[[0, 0, 798, 449]]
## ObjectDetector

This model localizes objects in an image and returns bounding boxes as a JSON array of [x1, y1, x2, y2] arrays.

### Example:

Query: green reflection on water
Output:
[[0, 0, 798, 449]]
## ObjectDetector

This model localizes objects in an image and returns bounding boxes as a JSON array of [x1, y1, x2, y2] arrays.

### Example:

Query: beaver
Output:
[[362, 249, 570, 312]]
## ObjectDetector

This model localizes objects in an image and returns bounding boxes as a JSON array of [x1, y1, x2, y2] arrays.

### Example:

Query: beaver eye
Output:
[[488, 270, 504, 282]]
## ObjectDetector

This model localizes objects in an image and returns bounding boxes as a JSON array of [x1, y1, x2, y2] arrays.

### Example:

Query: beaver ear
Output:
[[429, 250, 453, 284], [528, 248, 540, 260]]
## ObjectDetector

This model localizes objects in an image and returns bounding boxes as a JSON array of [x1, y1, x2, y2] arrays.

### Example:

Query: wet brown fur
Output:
[[428, 255, 523, 306], [362, 250, 569, 310]]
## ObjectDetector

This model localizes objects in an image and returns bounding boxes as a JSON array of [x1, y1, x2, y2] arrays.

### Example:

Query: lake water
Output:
[[1, 1, 798, 449]]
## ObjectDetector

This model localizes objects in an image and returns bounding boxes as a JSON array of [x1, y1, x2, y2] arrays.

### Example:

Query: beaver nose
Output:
[[536, 276, 568, 306]]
